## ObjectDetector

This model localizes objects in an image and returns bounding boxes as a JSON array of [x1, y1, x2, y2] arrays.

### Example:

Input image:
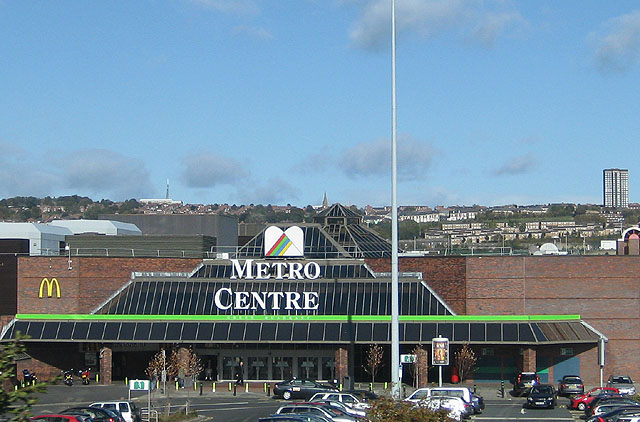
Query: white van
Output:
[[406, 387, 479, 414]]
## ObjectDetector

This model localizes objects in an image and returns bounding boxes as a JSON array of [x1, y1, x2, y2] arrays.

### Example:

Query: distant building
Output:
[[603, 168, 629, 208]]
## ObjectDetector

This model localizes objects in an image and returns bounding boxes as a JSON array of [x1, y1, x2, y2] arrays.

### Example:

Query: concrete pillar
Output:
[[522, 347, 536, 373], [335, 348, 348, 385], [99, 346, 112, 385]]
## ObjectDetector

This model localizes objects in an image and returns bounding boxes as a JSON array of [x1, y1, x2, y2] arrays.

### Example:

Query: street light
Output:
[[65, 245, 72, 270]]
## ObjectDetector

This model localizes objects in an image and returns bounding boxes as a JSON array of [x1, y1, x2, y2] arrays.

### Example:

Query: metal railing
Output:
[[141, 409, 158, 422]]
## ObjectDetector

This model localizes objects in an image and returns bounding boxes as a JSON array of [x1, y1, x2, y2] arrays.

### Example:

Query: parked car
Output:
[[308, 392, 369, 410], [91, 401, 141, 422], [586, 397, 640, 417], [591, 403, 640, 419], [259, 414, 332, 422], [404, 386, 480, 414], [526, 385, 557, 409], [276, 403, 358, 422], [61, 407, 122, 422], [343, 390, 379, 403], [585, 406, 640, 422], [307, 400, 366, 418], [570, 387, 620, 411], [607, 375, 637, 395], [274, 379, 339, 400], [513, 372, 540, 395], [31, 415, 88, 422], [558, 375, 585, 396], [418, 396, 471, 421]]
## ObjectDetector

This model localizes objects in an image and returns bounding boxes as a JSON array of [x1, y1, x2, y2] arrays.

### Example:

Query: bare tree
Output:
[[145, 350, 165, 381], [454, 344, 477, 382], [363, 344, 384, 384], [411, 345, 430, 388], [166, 347, 203, 385]]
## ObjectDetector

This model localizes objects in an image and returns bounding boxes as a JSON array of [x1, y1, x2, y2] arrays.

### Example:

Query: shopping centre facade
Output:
[[1, 204, 636, 387]]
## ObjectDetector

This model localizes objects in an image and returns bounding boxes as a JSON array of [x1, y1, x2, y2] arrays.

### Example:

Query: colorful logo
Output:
[[39, 277, 61, 298], [264, 226, 304, 257]]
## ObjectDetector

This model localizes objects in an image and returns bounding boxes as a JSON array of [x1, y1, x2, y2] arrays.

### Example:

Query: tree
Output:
[[145, 349, 166, 382], [362, 344, 384, 384], [454, 344, 477, 382], [0, 337, 47, 422], [411, 345, 430, 388], [166, 347, 203, 385]]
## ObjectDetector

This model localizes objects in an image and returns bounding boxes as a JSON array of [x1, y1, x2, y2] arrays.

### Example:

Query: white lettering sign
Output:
[[230, 259, 320, 280], [213, 287, 320, 311]]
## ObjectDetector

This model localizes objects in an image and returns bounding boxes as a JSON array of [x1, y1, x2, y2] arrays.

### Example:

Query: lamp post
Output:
[[65, 245, 72, 270], [390, 0, 401, 400]]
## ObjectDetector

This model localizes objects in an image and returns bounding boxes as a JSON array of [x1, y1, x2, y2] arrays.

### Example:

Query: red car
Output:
[[32, 415, 88, 422], [569, 387, 620, 411]]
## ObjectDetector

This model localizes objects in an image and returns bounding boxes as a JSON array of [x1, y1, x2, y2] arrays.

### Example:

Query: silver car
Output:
[[607, 375, 637, 395]]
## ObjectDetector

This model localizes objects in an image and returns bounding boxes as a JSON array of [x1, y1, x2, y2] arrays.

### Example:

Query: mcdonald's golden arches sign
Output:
[[39, 277, 61, 298]]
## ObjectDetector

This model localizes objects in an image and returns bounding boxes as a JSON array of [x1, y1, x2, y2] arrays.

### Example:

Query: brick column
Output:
[[335, 348, 348, 385], [522, 347, 536, 373], [100, 346, 112, 385], [629, 237, 640, 255]]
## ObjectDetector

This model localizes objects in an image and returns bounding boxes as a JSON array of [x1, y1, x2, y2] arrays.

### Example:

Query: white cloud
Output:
[[180, 152, 249, 188], [339, 136, 437, 180], [0, 146, 156, 201], [348, 0, 526, 51], [493, 152, 537, 176], [590, 10, 640, 74]]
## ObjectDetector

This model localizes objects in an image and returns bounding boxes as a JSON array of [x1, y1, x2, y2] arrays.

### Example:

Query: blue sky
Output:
[[1, 1, 640, 208]]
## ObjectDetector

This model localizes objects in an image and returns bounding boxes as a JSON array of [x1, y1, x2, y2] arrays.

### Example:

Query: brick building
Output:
[[1, 205, 627, 389]]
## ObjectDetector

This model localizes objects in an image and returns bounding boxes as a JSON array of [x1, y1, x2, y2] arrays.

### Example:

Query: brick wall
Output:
[[366, 257, 467, 314], [17, 256, 202, 314]]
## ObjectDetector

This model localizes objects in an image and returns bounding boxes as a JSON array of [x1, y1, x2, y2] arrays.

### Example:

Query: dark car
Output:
[[273, 379, 339, 400], [471, 392, 485, 414], [558, 375, 584, 396], [276, 403, 358, 422], [585, 406, 640, 422], [61, 407, 122, 422], [513, 372, 540, 395], [526, 385, 557, 409], [259, 414, 331, 422], [587, 397, 640, 416]]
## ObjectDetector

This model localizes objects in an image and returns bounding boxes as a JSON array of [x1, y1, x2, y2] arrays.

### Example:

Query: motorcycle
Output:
[[64, 370, 73, 386], [23, 369, 37, 386], [80, 368, 91, 385]]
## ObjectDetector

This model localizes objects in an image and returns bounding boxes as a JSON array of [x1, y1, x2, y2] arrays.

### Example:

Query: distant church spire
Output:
[[322, 192, 329, 208], [166, 179, 170, 199]]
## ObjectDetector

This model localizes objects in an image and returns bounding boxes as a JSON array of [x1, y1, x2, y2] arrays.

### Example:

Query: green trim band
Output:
[[15, 313, 581, 322]]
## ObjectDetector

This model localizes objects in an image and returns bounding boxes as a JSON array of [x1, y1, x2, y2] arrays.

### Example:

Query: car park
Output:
[[558, 375, 584, 396], [273, 379, 339, 400], [526, 384, 557, 409], [276, 403, 358, 422], [91, 401, 141, 422], [308, 392, 369, 410], [607, 375, 637, 396], [513, 372, 540, 395], [570, 387, 620, 411]]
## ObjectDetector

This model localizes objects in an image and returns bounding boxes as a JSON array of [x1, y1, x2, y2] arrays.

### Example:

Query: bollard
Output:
[[125, 377, 128, 386], [500, 380, 505, 398], [267, 383, 271, 396], [194, 381, 197, 391], [473, 384, 477, 394], [96, 374, 99, 384], [369, 382, 373, 392], [384, 382, 388, 390], [228, 382, 232, 392], [339, 383, 343, 391], [213, 382, 216, 393], [14, 385, 18, 391], [233, 384, 237, 396], [245, 383, 249, 393], [199, 382, 203, 396], [264, 382, 267, 393], [176, 381, 179, 391]]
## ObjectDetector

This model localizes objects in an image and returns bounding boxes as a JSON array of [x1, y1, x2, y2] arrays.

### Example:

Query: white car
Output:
[[90, 401, 140, 422], [308, 392, 370, 410]]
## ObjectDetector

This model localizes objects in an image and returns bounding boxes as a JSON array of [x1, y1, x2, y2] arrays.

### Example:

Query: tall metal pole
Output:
[[390, 0, 401, 400]]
